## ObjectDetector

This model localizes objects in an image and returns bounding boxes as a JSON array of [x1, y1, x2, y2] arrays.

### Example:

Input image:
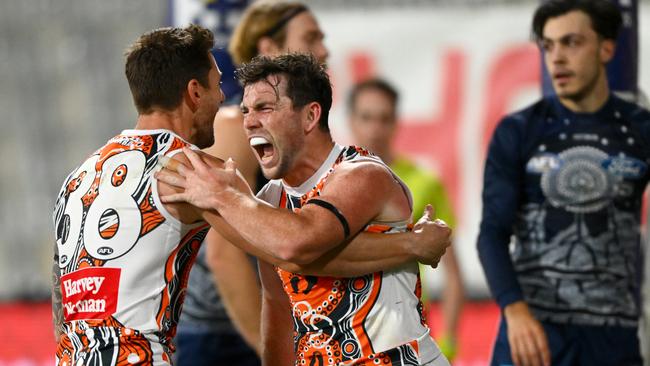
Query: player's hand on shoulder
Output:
[[410, 204, 452, 268], [156, 147, 251, 210]]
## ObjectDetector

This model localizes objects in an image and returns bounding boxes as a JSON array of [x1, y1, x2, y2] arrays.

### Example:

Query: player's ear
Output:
[[184, 79, 201, 112], [600, 39, 616, 64], [303, 102, 322, 133]]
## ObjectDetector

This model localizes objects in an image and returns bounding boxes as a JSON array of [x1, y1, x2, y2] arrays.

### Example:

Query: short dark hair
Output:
[[347, 78, 399, 116], [125, 24, 215, 114], [532, 0, 622, 42], [236, 53, 332, 132]]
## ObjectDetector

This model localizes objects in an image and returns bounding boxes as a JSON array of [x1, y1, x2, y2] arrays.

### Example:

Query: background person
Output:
[[477, 1, 648, 365], [346, 78, 465, 361]]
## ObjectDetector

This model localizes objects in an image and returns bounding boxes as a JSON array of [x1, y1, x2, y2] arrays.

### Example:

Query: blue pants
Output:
[[491, 317, 642, 366], [174, 329, 260, 366]]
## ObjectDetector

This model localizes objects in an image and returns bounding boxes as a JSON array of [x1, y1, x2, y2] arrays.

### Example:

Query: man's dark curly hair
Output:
[[236, 53, 332, 132]]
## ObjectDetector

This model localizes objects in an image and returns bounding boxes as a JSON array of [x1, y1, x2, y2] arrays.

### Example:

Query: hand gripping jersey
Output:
[[257, 145, 446, 366], [52, 129, 209, 365]]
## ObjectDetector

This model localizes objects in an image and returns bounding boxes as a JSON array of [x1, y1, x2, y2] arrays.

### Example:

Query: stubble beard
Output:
[[556, 68, 601, 105], [193, 119, 215, 149]]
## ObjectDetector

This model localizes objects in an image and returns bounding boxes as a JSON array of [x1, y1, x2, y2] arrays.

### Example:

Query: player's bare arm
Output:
[[156, 147, 451, 273], [280, 204, 451, 275], [205, 229, 262, 355], [158, 146, 403, 260], [258, 260, 295, 365]]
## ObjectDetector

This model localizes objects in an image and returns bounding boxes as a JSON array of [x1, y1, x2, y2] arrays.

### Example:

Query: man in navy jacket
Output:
[[478, 1, 650, 365]]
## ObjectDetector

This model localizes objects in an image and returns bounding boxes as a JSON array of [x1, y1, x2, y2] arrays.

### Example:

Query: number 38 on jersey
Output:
[[55, 150, 147, 268]]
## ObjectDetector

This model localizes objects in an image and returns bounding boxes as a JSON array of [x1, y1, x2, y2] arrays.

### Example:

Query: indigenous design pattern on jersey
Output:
[[53, 130, 209, 365], [507, 97, 650, 326], [259, 145, 440, 366]]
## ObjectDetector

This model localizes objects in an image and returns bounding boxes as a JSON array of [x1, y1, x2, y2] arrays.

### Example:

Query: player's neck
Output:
[[282, 136, 335, 187], [134, 109, 192, 142]]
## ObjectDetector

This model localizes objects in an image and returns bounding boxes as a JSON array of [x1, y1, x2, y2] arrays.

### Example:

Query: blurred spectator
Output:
[[346, 78, 465, 361], [478, 1, 648, 365]]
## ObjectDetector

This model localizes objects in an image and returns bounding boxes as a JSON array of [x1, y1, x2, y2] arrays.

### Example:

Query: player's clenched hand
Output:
[[504, 301, 551, 366], [409, 204, 452, 268], [156, 147, 251, 210]]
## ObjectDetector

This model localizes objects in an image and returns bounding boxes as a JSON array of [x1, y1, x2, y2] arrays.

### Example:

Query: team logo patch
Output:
[[61, 267, 120, 321], [602, 156, 647, 179]]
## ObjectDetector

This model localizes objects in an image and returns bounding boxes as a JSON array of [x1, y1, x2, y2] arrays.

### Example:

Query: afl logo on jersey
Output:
[[97, 247, 113, 255], [526, 153, 561, 174]]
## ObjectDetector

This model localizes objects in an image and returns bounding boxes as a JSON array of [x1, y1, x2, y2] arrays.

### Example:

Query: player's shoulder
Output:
[[334, 156, 394, 186], [498, 97, 553, 129], [213, 105, 243, 127], [611, 94, 650, 123]]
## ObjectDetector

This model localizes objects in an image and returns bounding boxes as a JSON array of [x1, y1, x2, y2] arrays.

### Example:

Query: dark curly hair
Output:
[[236, 53, 332, 132]]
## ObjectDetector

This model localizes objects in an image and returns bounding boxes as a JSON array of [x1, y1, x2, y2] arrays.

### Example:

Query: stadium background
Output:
[[0, 0, 648, 364]]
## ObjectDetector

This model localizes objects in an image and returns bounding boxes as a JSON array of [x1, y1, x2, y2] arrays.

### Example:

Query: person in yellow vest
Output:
[[347, 78, 465, 360]]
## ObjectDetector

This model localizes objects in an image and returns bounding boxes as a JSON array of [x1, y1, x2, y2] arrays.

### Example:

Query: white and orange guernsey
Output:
[[53, 129, 209, 366], [257, 144, 446, 366]]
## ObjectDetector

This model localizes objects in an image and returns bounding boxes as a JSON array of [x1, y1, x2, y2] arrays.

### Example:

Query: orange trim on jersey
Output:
[[168, 136, 187, 152], [77, 248, 105, 268], [140, 187, 165, 236], [279, 187, 288, 208], [351, 273, 382, 355]]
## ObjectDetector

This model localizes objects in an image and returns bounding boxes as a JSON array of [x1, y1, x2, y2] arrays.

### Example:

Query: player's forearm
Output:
[[202, 209, 321, 267], [280, 231, 416, 276], [207, 233, 262, 355], [260, 296, 295, 366], [441, 250, 464, 338], [210, 192, 339, 265]]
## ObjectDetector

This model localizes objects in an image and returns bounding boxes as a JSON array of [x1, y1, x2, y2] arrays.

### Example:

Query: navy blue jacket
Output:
[[478, 94, 650, 326]]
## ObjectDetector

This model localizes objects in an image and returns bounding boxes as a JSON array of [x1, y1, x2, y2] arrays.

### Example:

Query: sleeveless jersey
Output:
[[257, 144, 444, 366], [52, 129, 209, 365]]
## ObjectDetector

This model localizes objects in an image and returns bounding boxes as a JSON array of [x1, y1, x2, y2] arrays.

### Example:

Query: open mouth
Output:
[[250, 136, 275, 164], [553, 71, 573, 84]]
